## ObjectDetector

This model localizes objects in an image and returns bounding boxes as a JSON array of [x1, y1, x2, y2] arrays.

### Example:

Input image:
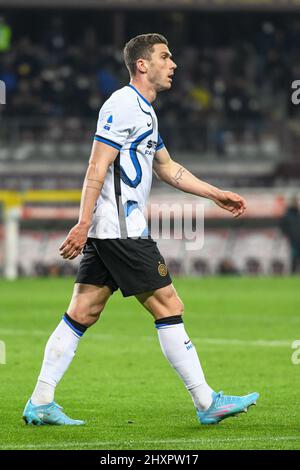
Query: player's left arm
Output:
[[153, 146, 246, 218]]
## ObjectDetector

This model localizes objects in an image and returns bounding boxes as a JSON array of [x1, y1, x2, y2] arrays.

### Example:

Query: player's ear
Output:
[[136, 58, 148, 74]]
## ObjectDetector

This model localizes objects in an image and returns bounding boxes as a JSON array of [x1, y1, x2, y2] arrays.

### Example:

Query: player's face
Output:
[[146, 43, 177, 91]]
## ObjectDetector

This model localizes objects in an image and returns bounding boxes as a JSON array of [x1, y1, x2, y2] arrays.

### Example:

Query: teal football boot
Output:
[[23, 400, 85, 426], [197, 391, 259, 425]]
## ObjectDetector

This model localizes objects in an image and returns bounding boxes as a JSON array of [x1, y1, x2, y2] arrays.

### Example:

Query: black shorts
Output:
[[75, 237, 172, 297]]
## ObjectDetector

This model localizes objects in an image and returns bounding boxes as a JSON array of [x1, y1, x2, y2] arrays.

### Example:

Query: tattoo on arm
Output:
[[84, 185, 101, 191], [171, 167, 186, 185], [84, 178, 102, 190]]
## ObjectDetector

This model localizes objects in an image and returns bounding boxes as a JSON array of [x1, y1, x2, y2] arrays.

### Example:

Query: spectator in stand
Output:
[[0, 13, 297, 154], [280, 197, 300, 273], [218, 259, 240, 275]]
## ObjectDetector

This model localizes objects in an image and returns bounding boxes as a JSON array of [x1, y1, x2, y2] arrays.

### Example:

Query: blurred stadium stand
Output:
[[0, 1, 300, 277]]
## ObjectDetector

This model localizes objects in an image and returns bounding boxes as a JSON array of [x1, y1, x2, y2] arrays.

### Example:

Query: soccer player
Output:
[[23, 34, 259, 426]]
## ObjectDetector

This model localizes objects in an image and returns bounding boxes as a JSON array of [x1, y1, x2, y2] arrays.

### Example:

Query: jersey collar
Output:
[[127, 84, 152, 108]]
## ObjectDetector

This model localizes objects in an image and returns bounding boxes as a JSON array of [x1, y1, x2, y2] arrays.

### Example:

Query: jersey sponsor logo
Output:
[[158, 262, 168, 277], [104, 115, 113, 131], [147, 139, 156, 149], [145, 139, 158, 156]]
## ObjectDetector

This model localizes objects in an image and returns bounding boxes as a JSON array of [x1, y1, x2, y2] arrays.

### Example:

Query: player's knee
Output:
[[87, 302, 106, 322], [162, 291, 184, 317], [165, 288, 184, 315], [70, 302, 105, 327]]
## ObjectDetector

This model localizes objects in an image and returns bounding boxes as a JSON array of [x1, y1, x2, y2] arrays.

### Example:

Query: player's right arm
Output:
[[59, 140, 118, 260]]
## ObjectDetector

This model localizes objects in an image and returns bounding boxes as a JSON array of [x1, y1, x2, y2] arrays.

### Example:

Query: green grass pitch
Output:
[[0, 276, 300, 450]]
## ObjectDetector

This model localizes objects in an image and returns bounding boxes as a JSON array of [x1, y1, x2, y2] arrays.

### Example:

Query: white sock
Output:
[[31, 380, 55, 406], [189, 383, 214, 411], [156, 317, 214, 411], [31, 315, 86, 406]]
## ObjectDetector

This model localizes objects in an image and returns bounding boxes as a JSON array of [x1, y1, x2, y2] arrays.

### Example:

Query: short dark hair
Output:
[[124, 33, 168, 76]]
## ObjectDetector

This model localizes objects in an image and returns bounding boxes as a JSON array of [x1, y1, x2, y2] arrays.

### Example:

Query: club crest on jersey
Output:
[[104, 115, 113, 131], [158, 261, 168, 277]]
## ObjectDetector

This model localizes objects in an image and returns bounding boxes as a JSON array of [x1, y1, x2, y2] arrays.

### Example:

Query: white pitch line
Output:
[[193, 338, 292, 347], [0, 435, 299, 450], [0, 328, 293, 347]]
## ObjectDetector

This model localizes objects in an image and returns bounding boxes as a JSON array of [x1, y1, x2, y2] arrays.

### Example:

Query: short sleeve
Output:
[[94, 98, 129, 151], [156, 132, 165, 151]]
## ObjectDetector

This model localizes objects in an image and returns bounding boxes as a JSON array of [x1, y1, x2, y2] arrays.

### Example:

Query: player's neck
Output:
[[129, 79, 156, 104]]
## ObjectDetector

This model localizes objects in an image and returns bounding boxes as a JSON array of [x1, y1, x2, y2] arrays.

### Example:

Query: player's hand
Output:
[[59, 222, 89, 260], [213, 191, 246, 218]]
